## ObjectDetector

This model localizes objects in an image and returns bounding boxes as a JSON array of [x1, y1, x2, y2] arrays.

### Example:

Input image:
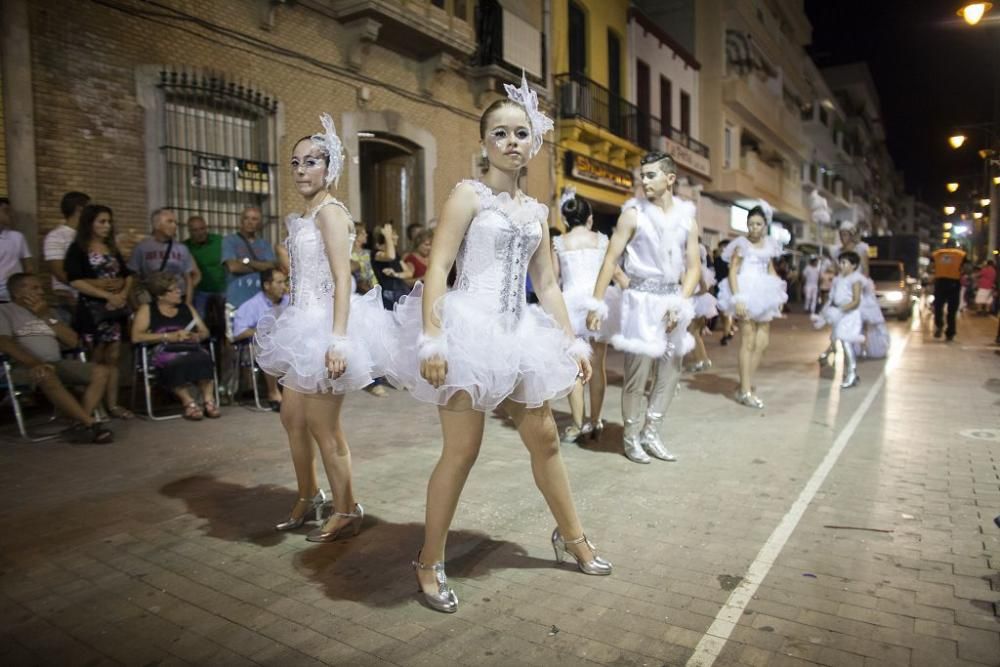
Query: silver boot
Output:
[[640, 413, 677, 462], [840, 342, 860, 388], [623, 416, 651, 464]]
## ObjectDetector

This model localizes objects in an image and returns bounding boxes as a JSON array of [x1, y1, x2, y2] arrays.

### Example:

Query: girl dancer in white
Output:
[[824, 221, 889, 361], [812, 250, 864, 388], [687, 241, 717, 372], [391, 75, 611, 614], [256, 115, 395, 542], [586, 152, 701, 465], [717, 202, 787, 409], [552, 188, 624, 443]]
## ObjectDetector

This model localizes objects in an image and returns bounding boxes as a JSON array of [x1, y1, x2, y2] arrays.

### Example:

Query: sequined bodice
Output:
[[726, 236, 780, 279], [452, 180, 546, 319], [555, 234, 607, 294], [285, 200, 355, 308]]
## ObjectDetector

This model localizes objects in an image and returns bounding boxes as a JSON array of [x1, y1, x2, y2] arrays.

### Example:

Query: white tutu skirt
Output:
[[255, 287, 396, 394], [857, 287, 889, 358], [564, 286, 621, 342], [717, 274, 788, 322], [693, 292, 718, 319], [388, 284, 580, 411], [610, 289, 694, 358]]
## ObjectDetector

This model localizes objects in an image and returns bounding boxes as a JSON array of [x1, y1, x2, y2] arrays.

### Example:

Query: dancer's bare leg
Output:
[[738, 319, 755, 394], [588, 342, 608, 423], [689, 318, 708, 365], [749, 322, 770, 382], [279, 389, 320, 519], [307, 393, 357, 532], [567, 381, 585, 429], [504, 399, 596, 563], [417, 393, 485, 593]]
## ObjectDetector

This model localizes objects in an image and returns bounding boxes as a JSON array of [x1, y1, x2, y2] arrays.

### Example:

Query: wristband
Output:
[[566, 337, 592, 361], [418, 333, 448, 361], [581, 296, 609, 320], [660, 294, 695, 324], [328, 336, 353, 357]]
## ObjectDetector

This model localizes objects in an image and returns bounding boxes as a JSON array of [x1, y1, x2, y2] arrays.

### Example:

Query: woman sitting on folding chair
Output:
[[131, 272, 219, 420]]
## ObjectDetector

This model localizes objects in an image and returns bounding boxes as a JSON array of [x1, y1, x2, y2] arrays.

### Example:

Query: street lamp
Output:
[[995, 175, 1000, 185], [947, 182, 960, 192], [949, 134, 967, 148], [982, 198, 992, 206], [944, 205, 957, 215], [957, 2, 993, 25], [974, 211, 985, 219]]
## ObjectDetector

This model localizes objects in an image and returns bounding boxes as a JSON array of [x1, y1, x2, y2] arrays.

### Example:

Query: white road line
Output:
[[685, 333, 912, 667]]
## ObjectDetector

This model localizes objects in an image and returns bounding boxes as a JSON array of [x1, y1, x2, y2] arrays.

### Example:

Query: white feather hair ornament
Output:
[[503, 71, 554, 159], [310, 113, 345, 188]]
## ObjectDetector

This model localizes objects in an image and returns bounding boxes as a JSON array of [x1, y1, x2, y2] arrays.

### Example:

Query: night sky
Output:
[[805, 0, 998, 212]]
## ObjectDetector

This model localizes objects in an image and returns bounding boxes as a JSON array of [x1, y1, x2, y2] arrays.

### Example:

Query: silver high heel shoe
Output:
[[551, 528, 612, 575], [305, 503, 364, 543], [412, 552, 458, 613], [275, 490, 329, 531], [580, 418, 604, 440], [735, 391, 765, 409], [560, 424, 583, 444]]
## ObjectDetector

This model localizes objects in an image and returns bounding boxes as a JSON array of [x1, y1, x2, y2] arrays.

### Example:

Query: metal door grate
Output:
[[157, 70, 280, 245]]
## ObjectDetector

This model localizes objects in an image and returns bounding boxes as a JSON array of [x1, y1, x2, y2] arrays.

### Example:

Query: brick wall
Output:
[[0, 50, 7, 197], [26, 0, 556, 245]]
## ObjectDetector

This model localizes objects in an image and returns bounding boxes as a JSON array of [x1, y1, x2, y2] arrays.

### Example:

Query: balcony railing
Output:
[[555, 73, 708, 159]]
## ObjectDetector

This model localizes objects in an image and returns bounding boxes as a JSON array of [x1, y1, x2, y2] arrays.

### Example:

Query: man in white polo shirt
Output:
[[0, 198, 34, 302], [44, 191, 90, 321]]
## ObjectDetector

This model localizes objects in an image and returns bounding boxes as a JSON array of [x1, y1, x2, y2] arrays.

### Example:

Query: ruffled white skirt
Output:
[[388, 284, 580, 411], [815, 304, 865, 344], [255, 287, 396, 394], [717, 273, 788, 322], [610, 289, 694, 358], [857, 284, 889, 358], [693, 292, 718, 319], [563, 286, 621, 342]]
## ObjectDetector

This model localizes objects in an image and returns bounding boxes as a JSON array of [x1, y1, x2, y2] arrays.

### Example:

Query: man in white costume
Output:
[[586, 152, 700, 464]]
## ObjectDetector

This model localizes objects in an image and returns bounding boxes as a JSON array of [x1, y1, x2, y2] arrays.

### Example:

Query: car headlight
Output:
[[883, 291, 904, 303]]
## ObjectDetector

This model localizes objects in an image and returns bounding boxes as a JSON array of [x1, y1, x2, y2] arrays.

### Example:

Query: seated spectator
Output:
[[0, 198, 35, 302], [403, 230, 432, 285], [372, 223, 413, 308], [0, 274, 113, 444], [231, 268, 288, 409], [131, 272, 220, 421], [405, 222, 425, 251]]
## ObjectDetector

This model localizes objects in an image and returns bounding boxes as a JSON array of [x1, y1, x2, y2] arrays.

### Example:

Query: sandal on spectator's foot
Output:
[[183, 402, 204, 421], [67, 423, 114, 445], [203, 400, 221, 418], [107, 405, 134, 420]]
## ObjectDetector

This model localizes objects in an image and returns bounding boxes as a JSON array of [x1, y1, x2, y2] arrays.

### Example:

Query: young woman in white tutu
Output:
[[552, 188, 625, 443], [825, 221, 890, 360], [812, 251, 864, 388], [255, 115, 395, 542], [389, 75, 611, 614], [687, 241, 718, 372], [717, 202, 787, 408]]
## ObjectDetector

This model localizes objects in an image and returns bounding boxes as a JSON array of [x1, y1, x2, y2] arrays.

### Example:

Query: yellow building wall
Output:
[[551, 0, 630, 87]]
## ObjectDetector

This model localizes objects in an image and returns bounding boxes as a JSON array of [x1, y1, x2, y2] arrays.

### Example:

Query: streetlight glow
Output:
[[958, 2, 993, 25], [994, 176, 1000, 185], [973, 212, 984, 219], [946, 182, 960, 192], [981, 198, 992, 206], [949, 134, 967, 149], [944, 205, 957, 215], [944, 222, 954, 230]]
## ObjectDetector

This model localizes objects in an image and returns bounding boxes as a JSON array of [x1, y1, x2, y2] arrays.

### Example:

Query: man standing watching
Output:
[[0, 198, 35, 302], [231, 268, 289, 410], [0, 273, 113, 444], [184, 215, 226, 340], [44, 191, 90, 322], [802, 256, 820, 314], [129, 208, 201, 304], [931, 239, 967, 341], [222, 206, 275, 310]]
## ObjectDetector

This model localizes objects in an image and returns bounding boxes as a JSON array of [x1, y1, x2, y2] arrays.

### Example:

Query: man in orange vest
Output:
[[930, 240, 967, 341]]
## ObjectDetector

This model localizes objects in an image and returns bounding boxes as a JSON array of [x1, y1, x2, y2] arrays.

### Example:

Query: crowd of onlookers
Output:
[[0, 192, 434, 442]]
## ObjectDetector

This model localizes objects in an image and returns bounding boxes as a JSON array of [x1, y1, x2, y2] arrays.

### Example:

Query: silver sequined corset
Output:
[[285, 202, 355, 308], [452, 181, 547, 321], [739, 249, 772, 279]]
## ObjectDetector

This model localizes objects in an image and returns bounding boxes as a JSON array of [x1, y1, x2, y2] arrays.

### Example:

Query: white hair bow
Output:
[[559, 186, 577, 209], [310, 113, 345, 188], [503, 71, 554, 159], [756, 199, 774, 224]]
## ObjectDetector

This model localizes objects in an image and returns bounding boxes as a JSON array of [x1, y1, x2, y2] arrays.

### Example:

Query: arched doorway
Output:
[[358, 133, 424, 236]]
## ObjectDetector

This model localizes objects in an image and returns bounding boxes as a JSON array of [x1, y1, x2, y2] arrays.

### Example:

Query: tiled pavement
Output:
[[0, 309, 998, 666]]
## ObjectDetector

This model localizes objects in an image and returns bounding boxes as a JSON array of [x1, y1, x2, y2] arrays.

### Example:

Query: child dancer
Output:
[[552, 187, 624, 442], [688, 241, 717, 372], [256, 115, 396, 541], [812, 251, 865, 388], [716, 202, 787, 408]]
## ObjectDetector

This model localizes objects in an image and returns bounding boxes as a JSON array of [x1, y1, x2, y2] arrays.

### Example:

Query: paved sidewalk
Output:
[[0, 310, 997, 666]]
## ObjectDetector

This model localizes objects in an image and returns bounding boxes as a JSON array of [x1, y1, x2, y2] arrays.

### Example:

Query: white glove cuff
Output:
[[661, 294, 695, 324], [582, 297, 609, 320], [328, 336, 354, 357], [418, 333, 448, 361], [567, 337, 592, 361]]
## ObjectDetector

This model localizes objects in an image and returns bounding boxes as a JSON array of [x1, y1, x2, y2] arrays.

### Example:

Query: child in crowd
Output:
[[813, 251, 865, 389]]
